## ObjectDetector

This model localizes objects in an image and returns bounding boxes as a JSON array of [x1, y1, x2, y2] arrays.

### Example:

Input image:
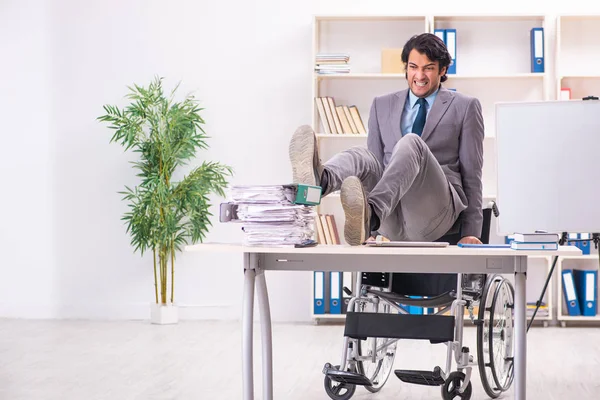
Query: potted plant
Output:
[[98, 77, 233, 324]]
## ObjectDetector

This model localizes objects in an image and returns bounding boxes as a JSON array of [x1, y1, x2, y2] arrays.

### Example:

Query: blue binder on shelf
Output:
[[330, 271, 342, 314], [408, 296, 424, 315], [434, 28, 456, 74], [314, 271, 325, 314], [530, 27, 544, 73], [434, 29, 446, 43], [574, 269, 598, 316], [562, 269, 581, 316], [578, 233, 591, 255], [445, 29, 457, 74]]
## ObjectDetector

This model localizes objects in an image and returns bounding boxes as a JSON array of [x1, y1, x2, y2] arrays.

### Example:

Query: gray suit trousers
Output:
[[323, 134, 464, 241]]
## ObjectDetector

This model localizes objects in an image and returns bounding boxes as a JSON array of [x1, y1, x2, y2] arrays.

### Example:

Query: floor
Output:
[[0, 319, 598, 400]]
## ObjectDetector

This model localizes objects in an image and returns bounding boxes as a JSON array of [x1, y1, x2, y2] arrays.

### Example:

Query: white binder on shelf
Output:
[[342, 271, 353, 314], [314, 271, 325, 314], [562, 269, 581, 316], [330, 271, 341, 314]]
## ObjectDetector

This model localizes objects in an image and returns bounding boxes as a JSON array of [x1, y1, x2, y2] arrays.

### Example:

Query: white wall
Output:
[[2, 0, 599, 322], [0, 1, 56, 317]]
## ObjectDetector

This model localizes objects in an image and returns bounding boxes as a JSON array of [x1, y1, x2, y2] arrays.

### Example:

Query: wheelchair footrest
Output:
[[344, 312, 455, 342], [394, 366, 445, 386], [323, 363, 373, 387]]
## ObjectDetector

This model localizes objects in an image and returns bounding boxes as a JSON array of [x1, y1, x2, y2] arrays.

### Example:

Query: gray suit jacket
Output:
[[366, 86, 484, 239]]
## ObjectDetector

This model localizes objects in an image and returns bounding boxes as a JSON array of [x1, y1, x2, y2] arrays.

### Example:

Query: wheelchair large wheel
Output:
[[356, 337, 396, 392], [488, 277, 515, 391], [476, 275, 515, 398], [355, 297, 397, 392]]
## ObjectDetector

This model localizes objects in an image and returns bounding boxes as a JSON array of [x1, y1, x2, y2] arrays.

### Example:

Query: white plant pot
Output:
[[150, 303, 179, 325]]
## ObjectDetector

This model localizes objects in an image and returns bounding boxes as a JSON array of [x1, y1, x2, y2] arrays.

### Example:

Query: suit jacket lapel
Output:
[[421, 87, 454, 142], [392, 89, 408, 142]]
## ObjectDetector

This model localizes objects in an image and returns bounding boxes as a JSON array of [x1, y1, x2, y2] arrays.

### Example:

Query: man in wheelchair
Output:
[[288, 33, 514, 400]]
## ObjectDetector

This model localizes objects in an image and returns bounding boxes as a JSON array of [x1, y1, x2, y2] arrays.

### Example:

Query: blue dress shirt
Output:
[[401, 87, 439, 136]]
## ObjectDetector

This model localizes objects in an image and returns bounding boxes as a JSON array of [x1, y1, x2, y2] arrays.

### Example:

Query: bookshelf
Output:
[[308, 13, 561, 322], [556, 15, 600, 100], [553, 14, 600, 327]]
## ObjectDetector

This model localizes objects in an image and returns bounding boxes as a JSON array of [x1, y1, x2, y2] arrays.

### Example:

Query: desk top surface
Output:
[[186, 243, 581, 257]]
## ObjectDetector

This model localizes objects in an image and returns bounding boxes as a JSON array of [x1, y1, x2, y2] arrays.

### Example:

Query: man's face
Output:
[[406, 49, 446, 98]]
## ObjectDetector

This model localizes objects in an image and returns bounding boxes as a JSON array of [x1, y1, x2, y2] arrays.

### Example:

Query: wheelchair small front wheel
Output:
[[441, 371, 472, 400], [324, 365, 357, 400]]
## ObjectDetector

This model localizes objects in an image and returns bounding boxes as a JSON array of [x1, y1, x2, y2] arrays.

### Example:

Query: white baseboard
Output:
[[0, 303, 59, 319], [0, 302, 241, 321], [0, 302, 313, 322]]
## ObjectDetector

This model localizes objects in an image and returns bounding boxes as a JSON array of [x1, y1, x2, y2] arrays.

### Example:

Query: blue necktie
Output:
[[412, 98, 427, 136]]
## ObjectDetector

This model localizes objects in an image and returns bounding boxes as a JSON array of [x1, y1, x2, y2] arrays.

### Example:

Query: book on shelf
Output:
[[316, 53, 349, 62], [315, 65, 351, 74], [342, 105, 358, 133], [527, 302, 549, 317], [348, 106, 366, 134], [315, 213, 340, 245], [314, 96, 366, 134]]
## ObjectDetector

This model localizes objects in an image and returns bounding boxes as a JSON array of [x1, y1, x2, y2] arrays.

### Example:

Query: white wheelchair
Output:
[[322, 202, 515, 400]]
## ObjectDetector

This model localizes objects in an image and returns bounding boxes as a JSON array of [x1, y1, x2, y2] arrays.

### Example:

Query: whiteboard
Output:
[[495, 100, 600, 234]]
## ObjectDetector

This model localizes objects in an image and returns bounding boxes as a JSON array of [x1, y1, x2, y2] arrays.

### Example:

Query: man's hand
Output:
[[458, 236, 482, 245]]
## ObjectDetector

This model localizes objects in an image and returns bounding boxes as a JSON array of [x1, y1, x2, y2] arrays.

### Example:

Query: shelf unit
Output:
[[553, 15, 600, 326], [556, 254, 600, 327], [556, 15, 600, 100], [309, 14, 552, 321]]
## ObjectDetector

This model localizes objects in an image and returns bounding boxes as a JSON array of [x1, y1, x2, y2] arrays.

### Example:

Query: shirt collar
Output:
[[408, 86, 440, 109]]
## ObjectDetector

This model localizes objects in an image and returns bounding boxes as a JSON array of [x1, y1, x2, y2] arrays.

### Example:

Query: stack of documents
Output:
[[510, 232, 559, 250], [229, 185, 317, 247], [315, 53, 350, 74]]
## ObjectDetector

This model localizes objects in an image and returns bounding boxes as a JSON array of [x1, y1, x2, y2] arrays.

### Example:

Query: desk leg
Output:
[[242, 253, 256, 400], [256, 269, 273, 400], [514, 270, 527, 400]]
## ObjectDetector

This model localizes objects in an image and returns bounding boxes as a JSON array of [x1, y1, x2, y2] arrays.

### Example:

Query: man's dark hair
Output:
[[401, 33, 452, 83]]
